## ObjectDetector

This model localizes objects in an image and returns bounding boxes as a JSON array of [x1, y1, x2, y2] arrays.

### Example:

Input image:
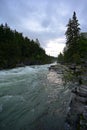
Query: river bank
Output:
[[49, 63, 87, 130]]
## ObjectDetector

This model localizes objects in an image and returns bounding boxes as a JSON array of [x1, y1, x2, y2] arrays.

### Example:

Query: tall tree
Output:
[[64, 11, 80, 63], [65, 18, 73, 47], [72, 12, 80, 50], [65, 12, 80, 48]]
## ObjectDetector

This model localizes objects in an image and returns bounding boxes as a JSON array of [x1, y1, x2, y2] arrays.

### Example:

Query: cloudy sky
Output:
[[0, 0, 87, 56]]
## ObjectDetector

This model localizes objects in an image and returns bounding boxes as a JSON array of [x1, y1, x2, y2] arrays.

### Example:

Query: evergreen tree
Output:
[[64, 11, 80, 63], [65, 18, 73, 47], [72, 12, 80, 51], [0, 23, 54, 69], [57, 52, 64, 63]]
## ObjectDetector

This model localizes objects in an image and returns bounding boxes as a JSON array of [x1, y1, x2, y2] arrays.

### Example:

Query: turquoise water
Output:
[[0, 65, 71, 130]]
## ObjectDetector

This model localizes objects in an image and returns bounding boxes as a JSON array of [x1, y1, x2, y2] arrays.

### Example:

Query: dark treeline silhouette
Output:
[[0, 23, 55, 69], [58, 12, 87, 64]]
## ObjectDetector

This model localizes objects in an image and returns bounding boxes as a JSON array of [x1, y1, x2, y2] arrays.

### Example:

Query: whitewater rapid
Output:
[[0, 65, 71, 130]]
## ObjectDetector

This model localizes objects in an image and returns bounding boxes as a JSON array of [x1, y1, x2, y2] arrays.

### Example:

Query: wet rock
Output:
[[49, 64, 67, 74]]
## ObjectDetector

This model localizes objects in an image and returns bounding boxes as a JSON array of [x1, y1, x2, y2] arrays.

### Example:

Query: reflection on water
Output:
[[0, 65, 71, 130]]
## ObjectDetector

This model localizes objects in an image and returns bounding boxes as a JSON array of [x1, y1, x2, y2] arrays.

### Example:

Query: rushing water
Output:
[[0, 64, 71, 130]]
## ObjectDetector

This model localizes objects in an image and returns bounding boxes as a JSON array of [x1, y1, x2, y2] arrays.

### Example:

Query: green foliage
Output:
[[78, 36, 87, 60], [65, 12, 80, 47], [0, 23, 53, 69], [72, 53, 81, 64], [63, 12, 87, 64], [57, 52, 64, 63], [63, 70, 75, 83]]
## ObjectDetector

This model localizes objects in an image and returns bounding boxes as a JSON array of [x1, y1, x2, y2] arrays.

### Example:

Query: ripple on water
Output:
[[0, 65, 71, 130], [0, 104, 3, 112]]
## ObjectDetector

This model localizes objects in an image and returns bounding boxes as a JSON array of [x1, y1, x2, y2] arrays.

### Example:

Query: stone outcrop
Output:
[[65, 64, 87, 130], [65, 86, 87, 130]]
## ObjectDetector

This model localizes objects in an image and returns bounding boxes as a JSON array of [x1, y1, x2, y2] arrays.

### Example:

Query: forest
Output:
[[58, 12, 87, 65], [0, 23, 55, 69]]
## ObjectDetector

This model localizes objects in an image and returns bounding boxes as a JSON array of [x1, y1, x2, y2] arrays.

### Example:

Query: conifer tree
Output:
[[65, 18, 73, 47], [64, 11, 80, 63]]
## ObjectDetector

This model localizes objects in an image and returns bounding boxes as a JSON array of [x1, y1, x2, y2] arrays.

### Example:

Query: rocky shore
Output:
[[65, 85, 87, 130], [49, 63, 87, 130]]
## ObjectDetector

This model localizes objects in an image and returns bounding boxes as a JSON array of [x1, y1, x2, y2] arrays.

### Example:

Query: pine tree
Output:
[[72, 12, 80, 51], [65, 18, 73, 47], [57, 52, 64, 63], [64, 11, 80, 63]]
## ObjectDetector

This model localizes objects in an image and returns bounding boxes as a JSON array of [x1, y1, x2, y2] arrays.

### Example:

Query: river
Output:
[[0, 64, 71, 130]]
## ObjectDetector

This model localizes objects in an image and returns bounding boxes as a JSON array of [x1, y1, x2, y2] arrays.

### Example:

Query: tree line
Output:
[[58, 12, 87, 64], [0, 23, 54, 69]]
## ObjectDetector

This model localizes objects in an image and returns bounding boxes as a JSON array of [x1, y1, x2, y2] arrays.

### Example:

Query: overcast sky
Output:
[[0, 0, 87, 56]]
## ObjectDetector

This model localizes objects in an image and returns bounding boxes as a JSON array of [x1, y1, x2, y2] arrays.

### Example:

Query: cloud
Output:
[[45, 37, 66, 56], [0, 0, 87, 56]]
